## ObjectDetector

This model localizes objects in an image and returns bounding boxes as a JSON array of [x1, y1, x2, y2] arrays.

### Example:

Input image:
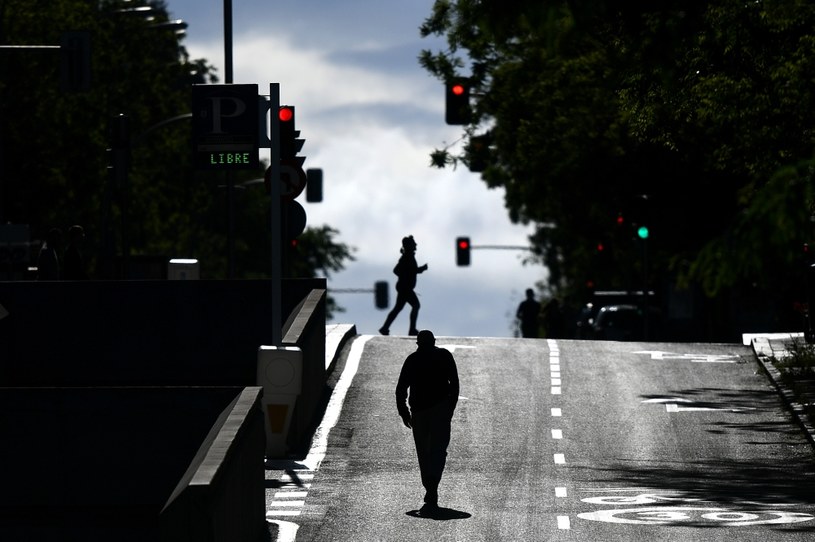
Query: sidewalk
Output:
[[745, 332, 815, 450]]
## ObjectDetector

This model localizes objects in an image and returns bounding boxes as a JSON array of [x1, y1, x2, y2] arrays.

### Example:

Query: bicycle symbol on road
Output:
[[577, 491, 814, 527]]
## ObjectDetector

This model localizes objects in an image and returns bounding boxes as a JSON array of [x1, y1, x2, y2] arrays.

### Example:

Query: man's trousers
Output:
[[411, 401, 453, 505]]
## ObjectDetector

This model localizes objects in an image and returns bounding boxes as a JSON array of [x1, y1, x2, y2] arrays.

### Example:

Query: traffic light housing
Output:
[[60, 31, 91, 92], [456, 237, 471, 266], [445, 78, 471, 125], [466, 134, 490, 172], [306, 168, 323, 202], [375, 281, 389, 309], [108, 114, 130, 184], [279, 105, 304, 162]]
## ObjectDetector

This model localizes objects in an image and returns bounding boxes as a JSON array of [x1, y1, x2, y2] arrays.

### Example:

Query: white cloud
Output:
[[182, 21, 548, 337]]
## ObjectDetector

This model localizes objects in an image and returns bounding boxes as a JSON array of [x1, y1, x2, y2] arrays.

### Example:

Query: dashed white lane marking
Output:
[[267, 511, 301, 517], [549, 340, 570, 529], [270, 500, 306, 508], [275, 491, 308, 499]]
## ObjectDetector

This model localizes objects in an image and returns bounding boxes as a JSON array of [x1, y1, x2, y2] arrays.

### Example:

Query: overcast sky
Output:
[[167, 0, 548, 337]]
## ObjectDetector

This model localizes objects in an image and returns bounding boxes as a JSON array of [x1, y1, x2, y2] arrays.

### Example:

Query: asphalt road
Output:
[[267, 336, 815, 541]]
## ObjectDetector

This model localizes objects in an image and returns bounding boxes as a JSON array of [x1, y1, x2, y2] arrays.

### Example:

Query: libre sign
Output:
[[192, 84, 259, 170]]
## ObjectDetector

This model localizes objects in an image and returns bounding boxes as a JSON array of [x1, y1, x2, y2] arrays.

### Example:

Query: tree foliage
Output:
[[1, 0, 353, 307], [420, 0, 815, 318]]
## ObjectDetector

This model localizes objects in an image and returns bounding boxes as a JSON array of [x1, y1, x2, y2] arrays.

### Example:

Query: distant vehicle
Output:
[[592, 304, 660, 341], [575, 291, 657, 340], [575, 302, 600, 339]]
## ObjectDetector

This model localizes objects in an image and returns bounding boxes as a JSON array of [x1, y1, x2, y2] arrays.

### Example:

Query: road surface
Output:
[[266, 335, 815, 541]]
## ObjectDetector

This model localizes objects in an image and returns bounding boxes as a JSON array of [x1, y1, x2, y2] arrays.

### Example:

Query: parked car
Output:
[[592, 304, 660, 341]]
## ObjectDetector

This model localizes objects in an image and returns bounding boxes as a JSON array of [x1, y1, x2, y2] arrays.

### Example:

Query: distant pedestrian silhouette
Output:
[[63, 225, 87, 280], [516, 288, 541, 338], [395, 330, 459, 516], [380, 235, 427, 336], [36, 228, 62, 280], [543, 298, 565, 338]]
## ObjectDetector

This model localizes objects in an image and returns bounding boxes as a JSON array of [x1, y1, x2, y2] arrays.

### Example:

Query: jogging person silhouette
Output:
[[379, 235, 427, 336]]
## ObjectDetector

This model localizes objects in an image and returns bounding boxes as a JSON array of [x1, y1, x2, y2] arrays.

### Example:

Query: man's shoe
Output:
[[408, 328, 419, 336], [419, 503, 439, 517], [379, 327, 389, 335]]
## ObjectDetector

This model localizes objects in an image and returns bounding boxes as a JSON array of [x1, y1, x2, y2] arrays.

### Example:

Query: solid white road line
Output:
[[302, 334, 374, 471]]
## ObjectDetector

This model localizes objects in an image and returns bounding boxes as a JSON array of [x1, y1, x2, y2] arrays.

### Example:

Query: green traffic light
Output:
[[637, 226, 649, 239]]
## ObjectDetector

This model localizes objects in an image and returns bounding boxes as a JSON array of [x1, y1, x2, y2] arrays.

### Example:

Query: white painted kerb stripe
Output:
[[302, 335, 373, 471]]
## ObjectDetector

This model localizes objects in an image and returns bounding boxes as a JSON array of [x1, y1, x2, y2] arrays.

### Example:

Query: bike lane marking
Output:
[[575, 488, 815, 527]]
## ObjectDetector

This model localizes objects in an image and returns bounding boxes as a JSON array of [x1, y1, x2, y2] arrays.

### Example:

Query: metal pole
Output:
[[224, 0, 235, 277], [270, 84, 282, 346], [224, 0, 233, 84]]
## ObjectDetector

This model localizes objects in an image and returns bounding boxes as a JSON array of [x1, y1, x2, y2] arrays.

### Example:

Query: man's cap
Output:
[[417, 329, 435, 347]]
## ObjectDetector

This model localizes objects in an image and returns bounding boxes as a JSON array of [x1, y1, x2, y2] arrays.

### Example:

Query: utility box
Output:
[[168, 258, 199, 280], [257, 346, 302, 457]]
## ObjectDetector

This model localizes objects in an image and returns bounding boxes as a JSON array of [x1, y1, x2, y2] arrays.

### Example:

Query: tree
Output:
[[0, 0, 354, 303], [420, 0, 815, 333]]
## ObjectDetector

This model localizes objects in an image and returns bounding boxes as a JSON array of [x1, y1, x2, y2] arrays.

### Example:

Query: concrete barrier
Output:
[[160, 387, 265, 542], [0, 278, 325, 386], [280, 288, 327, 456], [0, 386, 265, 541]]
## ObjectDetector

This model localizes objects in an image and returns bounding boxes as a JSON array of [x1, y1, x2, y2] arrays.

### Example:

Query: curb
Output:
[[751, 337, 815, 451], [325, 324, 357, 375]]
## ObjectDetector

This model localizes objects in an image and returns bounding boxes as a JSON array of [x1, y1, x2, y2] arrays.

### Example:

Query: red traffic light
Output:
[[446, 78, 471, 125], [456, 236, 471, 266], [279, 106, 294, 122]]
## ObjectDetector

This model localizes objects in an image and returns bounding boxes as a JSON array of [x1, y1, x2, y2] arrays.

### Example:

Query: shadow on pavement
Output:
[[406, 507, 472, 520], [577, 458, 815, 507]]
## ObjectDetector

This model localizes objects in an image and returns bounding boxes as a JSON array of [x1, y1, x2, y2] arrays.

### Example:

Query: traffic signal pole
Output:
[[269, 83, 283, 346]]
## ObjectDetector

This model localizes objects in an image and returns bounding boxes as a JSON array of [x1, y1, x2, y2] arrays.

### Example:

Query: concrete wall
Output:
[[160, 387, 265, 542], [0, 278, 325, 386], [281, 288, 327, 455], [0, 386, 264, 541]]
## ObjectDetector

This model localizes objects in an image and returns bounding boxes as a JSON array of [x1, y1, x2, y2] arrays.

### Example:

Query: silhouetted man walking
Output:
[[380, 235, 427, 336], [516, 288, 541, 338], [395, 330, 459, 515]]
